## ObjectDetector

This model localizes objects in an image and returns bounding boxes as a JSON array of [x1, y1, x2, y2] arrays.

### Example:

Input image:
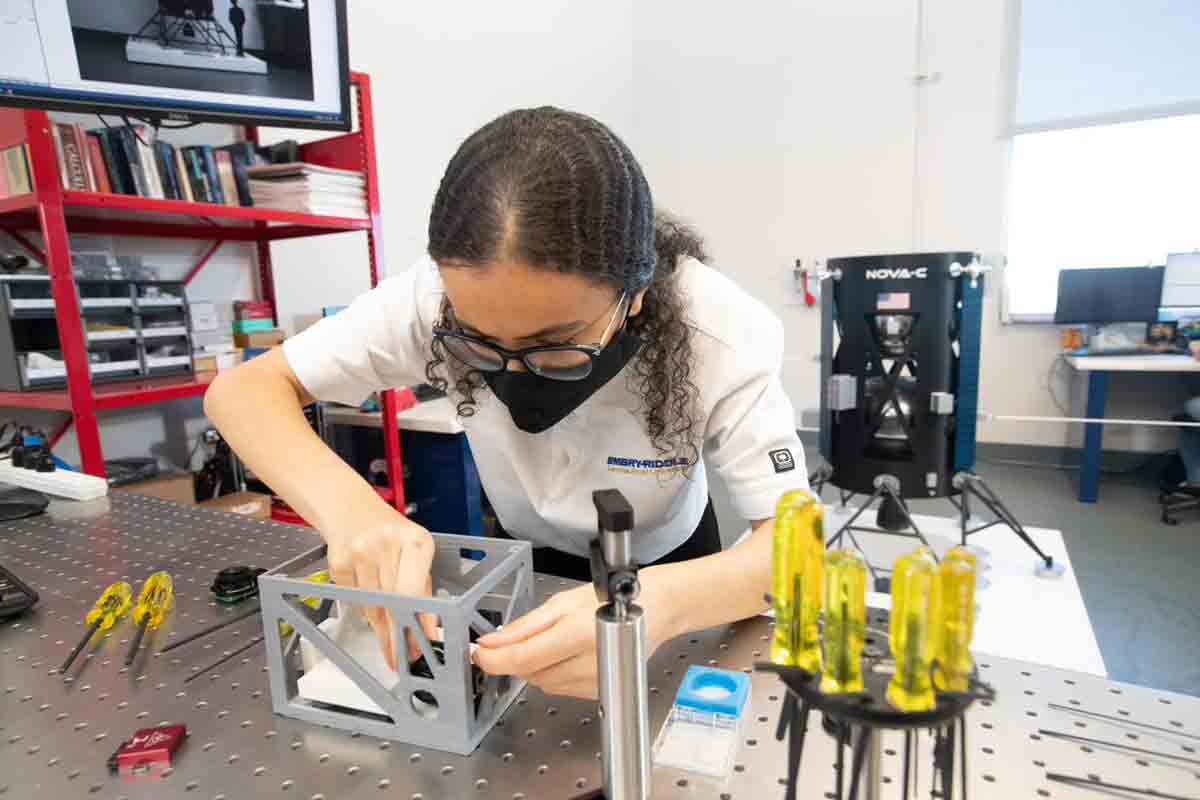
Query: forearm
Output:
[[203, 350, 395, 535], [645, 519, 773, 643]]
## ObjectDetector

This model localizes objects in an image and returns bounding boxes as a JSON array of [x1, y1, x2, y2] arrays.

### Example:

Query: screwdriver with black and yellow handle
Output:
[[124, 572, 173, 666], [769, 489, 824, 672], [934, 545, 977, 692], [887, 546, 939, 712], [60, 581, 133, 674]]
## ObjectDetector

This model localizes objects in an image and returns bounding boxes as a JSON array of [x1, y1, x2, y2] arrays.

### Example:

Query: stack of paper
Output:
[[247, 162, 367, 218]]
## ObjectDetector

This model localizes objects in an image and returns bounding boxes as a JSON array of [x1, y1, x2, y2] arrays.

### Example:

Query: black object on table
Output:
[[0, 560, 38, 619]]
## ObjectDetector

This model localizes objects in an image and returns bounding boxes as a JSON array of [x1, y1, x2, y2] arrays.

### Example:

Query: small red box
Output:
[[110, 724, 187, 776], [233, 300, 274, 320]]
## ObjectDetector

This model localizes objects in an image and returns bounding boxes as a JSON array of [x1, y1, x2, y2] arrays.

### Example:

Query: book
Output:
[[232, 318, 276, 334], [53, 122, 90, 191], [200, 146, 224, 205], [136, 132, 164, 199], [116, 127, 149, 196], [85, 133, 112, 194], [214, 151, 239, 207], [72, 124, 96, 191], [217, 142, 256, 206], [249, 183, 368, 202], [91, 128, 131, 195], [182, 148, 212, 202], [0, 144, 32, 196], [246, 162, 365, 182], [153, 141, 179, 200], [249, 199, 368, 218], [173, 148, 194, 203]]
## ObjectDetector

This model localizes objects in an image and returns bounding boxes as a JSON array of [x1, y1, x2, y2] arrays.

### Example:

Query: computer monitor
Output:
[[1053, 266, 1165, 325], [0, 1, 350, 131]]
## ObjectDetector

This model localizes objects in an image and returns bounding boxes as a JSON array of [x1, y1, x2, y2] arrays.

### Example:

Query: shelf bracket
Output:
[[183, 240, 225, 285], [0, 226, 47, 266], [48, 416, 73, 449]]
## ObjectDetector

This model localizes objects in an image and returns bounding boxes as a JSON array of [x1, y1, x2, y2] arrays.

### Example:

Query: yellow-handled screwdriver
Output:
[[769, 489, 824, 672], [887, 546, 939, 712], [820, 548, 867, 694], [933, 546, 977, 692], [60, 581, 133, 674], [125, 572, 174, 666]]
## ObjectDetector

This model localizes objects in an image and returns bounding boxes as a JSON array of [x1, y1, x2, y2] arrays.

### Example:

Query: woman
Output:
[[205, 107, 807, 699]]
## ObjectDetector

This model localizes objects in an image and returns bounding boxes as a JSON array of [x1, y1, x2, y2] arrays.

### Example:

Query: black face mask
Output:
[[483, 330, 642, 434]]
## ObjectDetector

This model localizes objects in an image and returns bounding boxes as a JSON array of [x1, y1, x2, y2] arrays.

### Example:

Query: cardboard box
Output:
[[234, 329, 286, 348], [199, 491, 271, 519], [193, 353, 218, 372], [115, 472, 194, 505]]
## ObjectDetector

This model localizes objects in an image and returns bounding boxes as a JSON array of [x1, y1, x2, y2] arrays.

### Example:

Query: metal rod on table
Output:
[[1044, 772, 1196, 800], [124, 618, 149, 666], [901, 730, 913, 800], [1046, 703, 1200, 742], [59, 617, 102, 674], [847, 727, 872, 800], [158, 605, 260, 654], [1037, 728, 1200, 766], [183, 634, 265, 684]]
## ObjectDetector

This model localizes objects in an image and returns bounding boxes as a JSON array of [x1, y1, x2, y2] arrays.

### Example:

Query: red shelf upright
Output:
[[0, 72, 407, 514]]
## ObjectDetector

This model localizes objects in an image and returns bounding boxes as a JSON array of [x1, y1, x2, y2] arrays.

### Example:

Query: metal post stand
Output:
[[586, 489, 651, 800]]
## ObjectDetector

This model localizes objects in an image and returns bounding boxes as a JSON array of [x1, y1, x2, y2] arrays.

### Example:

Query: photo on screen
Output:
[[65, 0, 314, 101]]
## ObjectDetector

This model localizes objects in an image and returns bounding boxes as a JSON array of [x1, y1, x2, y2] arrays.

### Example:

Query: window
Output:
[[1004, 114, 1200, 321]]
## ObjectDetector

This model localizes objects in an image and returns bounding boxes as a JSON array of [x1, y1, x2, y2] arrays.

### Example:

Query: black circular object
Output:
[[0, 488, 49, 522], [210, 565, 265, 598]]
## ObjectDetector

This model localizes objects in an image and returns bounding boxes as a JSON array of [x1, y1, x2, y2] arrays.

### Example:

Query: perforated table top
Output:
[[1, 492, 1198, 799]]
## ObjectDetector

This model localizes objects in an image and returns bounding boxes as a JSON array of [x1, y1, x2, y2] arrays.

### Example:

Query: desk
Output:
[[1066, 354, 1200, 502], [321, 396, 464, 435], [2, 494, 1198, 799]]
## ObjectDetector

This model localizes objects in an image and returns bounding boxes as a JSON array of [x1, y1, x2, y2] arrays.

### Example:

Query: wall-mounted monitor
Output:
[[0, 1, 350, 130]]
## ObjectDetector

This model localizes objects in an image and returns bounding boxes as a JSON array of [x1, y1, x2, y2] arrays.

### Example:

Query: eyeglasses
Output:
[[433, 292, 629, 381]]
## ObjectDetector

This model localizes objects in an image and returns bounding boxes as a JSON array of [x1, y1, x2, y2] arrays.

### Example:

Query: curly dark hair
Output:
[[425, 107, 708, 463]]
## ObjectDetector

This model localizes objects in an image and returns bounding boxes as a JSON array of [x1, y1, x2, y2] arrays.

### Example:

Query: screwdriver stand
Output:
[[257, 533, 535, 755], [757, 609, 995, 800]]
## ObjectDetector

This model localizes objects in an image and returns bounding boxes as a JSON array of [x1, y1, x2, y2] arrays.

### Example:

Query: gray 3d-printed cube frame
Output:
[[258, 533, 535, 755]]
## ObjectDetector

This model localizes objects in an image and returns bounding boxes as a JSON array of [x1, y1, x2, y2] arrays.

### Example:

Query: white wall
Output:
[[265, 0, 636, 331], [630, 0, 1191, 451]]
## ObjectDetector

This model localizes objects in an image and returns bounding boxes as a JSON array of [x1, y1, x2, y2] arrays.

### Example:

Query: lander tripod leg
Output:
[[962, 475, 1053, 568], [827, 487, 887, 549]]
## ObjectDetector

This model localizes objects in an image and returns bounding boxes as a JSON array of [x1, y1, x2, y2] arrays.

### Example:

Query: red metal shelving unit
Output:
[[0, 72, 408, 513]]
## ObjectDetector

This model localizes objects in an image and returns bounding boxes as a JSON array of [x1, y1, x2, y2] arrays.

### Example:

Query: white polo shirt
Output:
[[283, 256, 808, 562]]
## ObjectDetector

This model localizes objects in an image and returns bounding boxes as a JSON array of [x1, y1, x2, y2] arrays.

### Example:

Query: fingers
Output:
[[414, 573, 439, 663], [475, 603, 589, 678], [353, 557, 396, 672], [391, 527, 435, 662], [475, 596, 565, 648]]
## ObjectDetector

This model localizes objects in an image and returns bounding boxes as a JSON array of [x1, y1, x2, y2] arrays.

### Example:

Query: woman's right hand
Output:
[[325, 512, 439, 672]]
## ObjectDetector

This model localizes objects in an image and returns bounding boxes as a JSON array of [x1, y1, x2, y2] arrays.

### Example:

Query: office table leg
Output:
[[1079, 370, 1109, 503]]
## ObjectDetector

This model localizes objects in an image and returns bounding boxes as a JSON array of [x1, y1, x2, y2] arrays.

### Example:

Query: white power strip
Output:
[[0, 462, 108, 501]]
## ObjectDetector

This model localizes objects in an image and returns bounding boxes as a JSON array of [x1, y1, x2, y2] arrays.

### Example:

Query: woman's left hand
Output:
[[473, 569, 675, 699]]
